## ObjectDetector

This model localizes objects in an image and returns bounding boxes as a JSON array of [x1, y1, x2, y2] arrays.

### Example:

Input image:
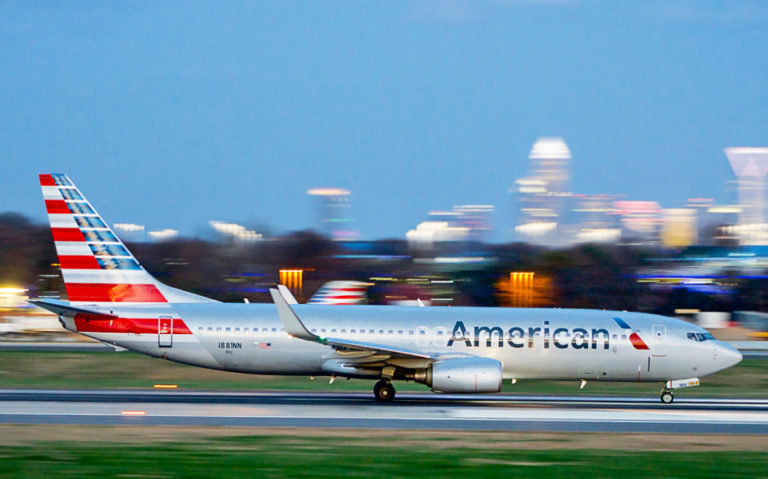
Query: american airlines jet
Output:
[[33, 174, 742, 403]]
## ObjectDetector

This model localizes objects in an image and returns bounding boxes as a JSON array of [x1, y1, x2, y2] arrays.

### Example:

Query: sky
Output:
[[1, 0, 767, 241]]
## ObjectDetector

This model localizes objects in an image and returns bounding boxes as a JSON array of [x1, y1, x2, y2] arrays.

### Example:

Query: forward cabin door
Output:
[[158, 316, 173, 348], [651, 324, 667, 357]]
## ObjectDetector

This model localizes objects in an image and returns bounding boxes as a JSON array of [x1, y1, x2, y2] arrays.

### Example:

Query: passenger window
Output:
[[216, 327, 222, 332], [226, 327, 231, 332], [321, 329, 327, 334], [272, 328, 277, 332], [379, 330, 384, 334], [437, 330, 443, 336], [311, 328, 317, 333], [398, 330, 403, 335], [409, 330, 414, 335], [235, 327, 240, 332], [388, 330, 393, 334], [331, 329, 337, 333], [207, 327, 212, 331], [369, 329, 374, 334], [341, 329, 346, 334], [351, 329, 356, 334]]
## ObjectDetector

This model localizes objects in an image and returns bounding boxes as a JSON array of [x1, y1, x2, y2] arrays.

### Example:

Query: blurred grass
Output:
[[0, 350, 765, 397], [1, 433, 767, 478]]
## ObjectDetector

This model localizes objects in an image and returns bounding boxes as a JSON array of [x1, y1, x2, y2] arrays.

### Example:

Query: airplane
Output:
[[32, 174, 743, 403]]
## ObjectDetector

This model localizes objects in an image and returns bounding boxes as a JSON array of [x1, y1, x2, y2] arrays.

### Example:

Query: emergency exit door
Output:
[[158, 316, 173, 347]]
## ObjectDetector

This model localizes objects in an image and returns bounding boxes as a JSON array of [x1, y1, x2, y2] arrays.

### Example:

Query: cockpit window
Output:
[[688, 332, 716, 342]]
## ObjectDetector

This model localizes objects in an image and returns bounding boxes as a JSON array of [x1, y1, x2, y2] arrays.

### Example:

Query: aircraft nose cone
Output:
[[718, 343, 743, 369]]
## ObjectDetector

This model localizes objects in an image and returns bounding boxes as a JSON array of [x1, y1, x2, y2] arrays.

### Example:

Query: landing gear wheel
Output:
[[660, 391, 674, 404], [374, 380, 395, 402]]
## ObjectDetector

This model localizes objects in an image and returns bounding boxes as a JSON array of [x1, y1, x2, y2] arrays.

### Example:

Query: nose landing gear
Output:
[[660, 390, 674, 404], [374, 380, 395, 402]]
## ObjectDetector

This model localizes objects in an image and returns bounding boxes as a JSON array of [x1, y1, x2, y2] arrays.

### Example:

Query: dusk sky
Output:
[[2, 1, 767, 241]]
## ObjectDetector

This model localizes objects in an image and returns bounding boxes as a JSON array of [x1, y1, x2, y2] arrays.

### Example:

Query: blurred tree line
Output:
[[2, 213, 767, 314]]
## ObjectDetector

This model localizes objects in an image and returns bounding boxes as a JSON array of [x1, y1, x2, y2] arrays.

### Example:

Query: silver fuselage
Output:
[[60, 303, 742, 383]]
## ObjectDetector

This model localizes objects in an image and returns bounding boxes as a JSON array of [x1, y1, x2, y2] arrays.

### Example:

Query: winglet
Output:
[[278, 284, 299, 305], [270, 286, 318, 342]]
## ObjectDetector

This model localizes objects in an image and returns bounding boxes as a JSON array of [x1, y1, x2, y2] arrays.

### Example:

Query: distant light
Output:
[[708, 206, 741, 214], [529, 137, 571, 160], [209, 221, 262, 242], [515, 222, 557, 236], [113, 223, 145, 233], [147, 229, 178, 240], [675, 309, 700, 315], [120, 410, 147, 416], [307, 188, 350, 196], [153, 384, 178, 389], [0, 287, 27, 295]]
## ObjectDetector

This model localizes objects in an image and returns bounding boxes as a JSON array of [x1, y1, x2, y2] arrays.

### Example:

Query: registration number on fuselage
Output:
[[218, 341, 242, 354]]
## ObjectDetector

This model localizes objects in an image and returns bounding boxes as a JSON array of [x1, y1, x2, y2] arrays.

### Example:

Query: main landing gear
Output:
[[374, 380, 396, 402], [660, 389, 674, 404]]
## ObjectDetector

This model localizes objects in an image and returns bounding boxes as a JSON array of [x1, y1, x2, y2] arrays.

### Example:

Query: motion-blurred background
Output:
[[2, 2, 768, 341]]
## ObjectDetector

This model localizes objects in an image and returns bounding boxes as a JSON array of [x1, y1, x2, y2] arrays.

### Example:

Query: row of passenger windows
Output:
[[192, 327, 633, 341], [195, 326, 433, 336]]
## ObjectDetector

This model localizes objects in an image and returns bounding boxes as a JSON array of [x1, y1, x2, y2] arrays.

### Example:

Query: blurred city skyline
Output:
[[1, 1, 766, 241]]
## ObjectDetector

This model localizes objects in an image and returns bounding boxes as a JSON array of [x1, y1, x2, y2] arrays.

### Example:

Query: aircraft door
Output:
[[651, 324, 667, 357], [158, 316, 173, 348]]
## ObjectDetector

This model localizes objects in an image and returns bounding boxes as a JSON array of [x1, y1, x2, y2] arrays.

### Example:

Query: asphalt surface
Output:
[[1, 389, 767, 433]]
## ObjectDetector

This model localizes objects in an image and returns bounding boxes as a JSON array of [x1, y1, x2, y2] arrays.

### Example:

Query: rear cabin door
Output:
[[651, 324, 667, 357], [158, 316, 173, 348]]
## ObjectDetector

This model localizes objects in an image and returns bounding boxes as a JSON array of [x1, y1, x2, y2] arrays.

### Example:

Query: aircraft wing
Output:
[[270, 286, 434, 360], [30, 299, 117, 319]]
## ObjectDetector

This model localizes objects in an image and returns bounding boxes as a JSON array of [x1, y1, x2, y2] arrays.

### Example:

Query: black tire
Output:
[[660, 391, 674, 404], [374, 380, 395, 402]]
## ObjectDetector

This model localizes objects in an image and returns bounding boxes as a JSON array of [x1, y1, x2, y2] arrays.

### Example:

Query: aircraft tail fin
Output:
[[307, 281, 369, 305], [39, 174, 216, 306]]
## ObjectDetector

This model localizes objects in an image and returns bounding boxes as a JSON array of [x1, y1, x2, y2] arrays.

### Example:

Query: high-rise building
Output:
[[514, 137, 572, 243], [725, 147, 768, 244], [306, 188, 357, 241]]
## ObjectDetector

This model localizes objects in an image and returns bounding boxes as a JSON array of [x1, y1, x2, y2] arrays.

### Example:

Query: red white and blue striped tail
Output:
[[308, 281, 369, 305], [39, 174, 216, 306]]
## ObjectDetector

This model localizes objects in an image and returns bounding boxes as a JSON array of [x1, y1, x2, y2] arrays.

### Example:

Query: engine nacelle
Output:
[[416, 357, 503, 393]]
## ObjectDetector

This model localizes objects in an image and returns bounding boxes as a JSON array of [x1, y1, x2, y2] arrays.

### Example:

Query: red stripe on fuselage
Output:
[[65, 283, 167, 303], [52, 228, 86, 242], [74, 314, 191, 334], [45, 200, 71, 214], [40, 174, 56, 186], [59, 255, 100, 269]]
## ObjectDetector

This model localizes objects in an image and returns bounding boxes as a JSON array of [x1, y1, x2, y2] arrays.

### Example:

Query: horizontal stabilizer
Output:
[[30, 299, 116, 319]]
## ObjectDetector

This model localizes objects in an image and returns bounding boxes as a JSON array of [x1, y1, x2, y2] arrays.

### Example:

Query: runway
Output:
[[1, 389, 767, 433]]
